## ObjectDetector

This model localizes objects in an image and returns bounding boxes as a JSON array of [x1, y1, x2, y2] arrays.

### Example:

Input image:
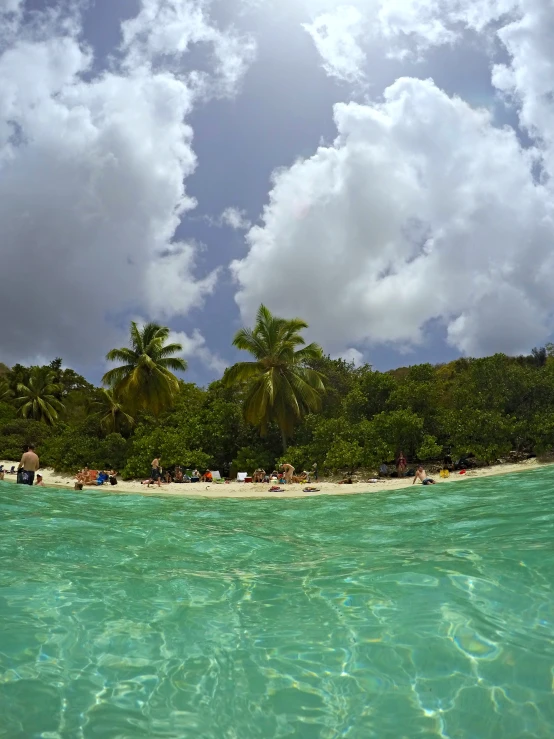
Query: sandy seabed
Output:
[[0, 457, 542, 499]]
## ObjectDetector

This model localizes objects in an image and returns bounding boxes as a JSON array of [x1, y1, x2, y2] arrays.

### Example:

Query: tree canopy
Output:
[[1, 307, 553, 478], [223, 305, 327, 449], [102, 321, 187, 416]]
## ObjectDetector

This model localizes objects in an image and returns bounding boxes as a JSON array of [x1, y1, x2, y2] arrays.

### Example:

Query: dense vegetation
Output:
[[1, 310, 553, 479]]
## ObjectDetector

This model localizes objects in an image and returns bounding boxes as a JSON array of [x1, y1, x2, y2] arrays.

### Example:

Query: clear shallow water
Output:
[[1, 471, 553, 739]]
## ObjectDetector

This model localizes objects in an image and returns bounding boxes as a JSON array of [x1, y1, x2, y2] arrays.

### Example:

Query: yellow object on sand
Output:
[[440, 469, 450, 478]]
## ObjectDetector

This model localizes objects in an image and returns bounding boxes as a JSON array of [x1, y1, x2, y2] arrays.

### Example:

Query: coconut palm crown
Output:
[[223, 304, 326, 449], [91, 388, 135, 434], [102, 322, 187, 416], [15, 366, 64, 425]]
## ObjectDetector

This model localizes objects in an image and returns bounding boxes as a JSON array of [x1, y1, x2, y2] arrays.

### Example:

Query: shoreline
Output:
[[0, 458, 544, 499]]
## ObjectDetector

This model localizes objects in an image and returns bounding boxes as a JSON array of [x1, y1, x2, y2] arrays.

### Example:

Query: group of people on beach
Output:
[[141, 458, 214, 488], [0, 445, 46, 486], [138, 458, 321, 488], [12, 445, 45, 486], [252, 462, 319, 484], [385, 450, 436, 485], [3, 445, 445, 492], [75, 467, 118, 489]]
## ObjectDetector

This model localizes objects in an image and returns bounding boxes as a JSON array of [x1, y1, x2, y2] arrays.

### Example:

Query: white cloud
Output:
[[169, 329, 228, 374], [300, 0, 521, 80], [491, 0, 554, 171], [332, 348, 365, 366], [301, 0, 461, 82], [231, 74, 554, 358], [121, 0, 256, 97], [220, 207, 252, 230], [302, 5, 367, 83], [0, 0, 254, 367]]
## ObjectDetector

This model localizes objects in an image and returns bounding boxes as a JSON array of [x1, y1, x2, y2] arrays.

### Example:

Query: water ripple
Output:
[[1, 468, 554, 737]]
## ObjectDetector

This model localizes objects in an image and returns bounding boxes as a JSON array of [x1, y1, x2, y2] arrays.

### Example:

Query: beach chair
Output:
[[237, 472, 247, 482]]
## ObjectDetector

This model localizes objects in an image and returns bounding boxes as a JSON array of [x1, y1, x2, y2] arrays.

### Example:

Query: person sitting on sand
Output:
[[108, 470, 118, 486], [413, 466, 436, 485], [174, 467, 183, 483], [164, 470, 173, 484], [281, 463, 295, 484], [76, 466, 89, 484], [379, 463, 388, 477], [35, 474, 46, 487], [201, 470, 212, 482], [96, 470, 109, 486], [292, 472, 307, 483], [252, 468, 265, 483], [338, 477, 354, 484]]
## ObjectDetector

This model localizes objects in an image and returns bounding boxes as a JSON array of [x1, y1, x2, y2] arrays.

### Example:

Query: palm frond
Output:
[[159, 357, 188, 373]]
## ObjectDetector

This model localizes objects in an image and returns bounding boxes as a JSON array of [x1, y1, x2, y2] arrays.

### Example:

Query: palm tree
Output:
[[15, 366, 64, 424], [0, 378, 11, 402], [102, 322, 187, 416], [90, 388, 135, 435], [223, 304, 326, 450]]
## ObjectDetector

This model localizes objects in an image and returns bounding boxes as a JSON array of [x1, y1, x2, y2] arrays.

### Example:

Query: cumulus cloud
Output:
[[0, 0, 254, 370], [301, 0, 521, 80], [302, 5, 367, 83], [332, 348, 365, 367], [232, 70, 554, 357], [121, 0, 256, 98], [491, 0, 554, 168], [220, 207, 252, 230], [169, 329, 228, 374]]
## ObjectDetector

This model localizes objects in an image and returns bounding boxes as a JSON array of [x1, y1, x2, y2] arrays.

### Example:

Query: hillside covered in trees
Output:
[[1, 311, 553, 479]]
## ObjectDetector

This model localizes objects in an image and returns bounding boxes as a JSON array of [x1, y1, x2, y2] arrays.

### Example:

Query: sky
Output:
[[1, 0, 553, 386]]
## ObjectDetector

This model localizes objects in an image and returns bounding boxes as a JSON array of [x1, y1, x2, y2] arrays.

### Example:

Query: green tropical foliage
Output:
[[91, 388, 135, 435], [14, 367, 65, 425], [1, 308, 554, 479], [103, 322, 187, 416], [223, 305, 327, 449]]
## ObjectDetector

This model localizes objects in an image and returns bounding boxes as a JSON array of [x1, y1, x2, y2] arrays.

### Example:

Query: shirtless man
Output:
[[413, 466, 436, 485], [149, 457, 162, 488], [281, 463, 295, 484], [18, 444, 40, 486]]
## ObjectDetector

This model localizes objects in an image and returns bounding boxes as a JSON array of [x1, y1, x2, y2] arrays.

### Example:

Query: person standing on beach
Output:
[[312, 462, 318, 482], [149, 457, 162, 488], [281, 463, 295, 484], [18, 444, 40, 486], [396, 451, 407, 477]]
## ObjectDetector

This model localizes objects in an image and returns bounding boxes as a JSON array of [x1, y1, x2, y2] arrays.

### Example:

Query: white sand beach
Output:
[[0, 457, 542, 499]]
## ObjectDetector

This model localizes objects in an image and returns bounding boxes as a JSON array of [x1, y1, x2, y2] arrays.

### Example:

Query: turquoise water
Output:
[[1, 470, 553, 739]]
